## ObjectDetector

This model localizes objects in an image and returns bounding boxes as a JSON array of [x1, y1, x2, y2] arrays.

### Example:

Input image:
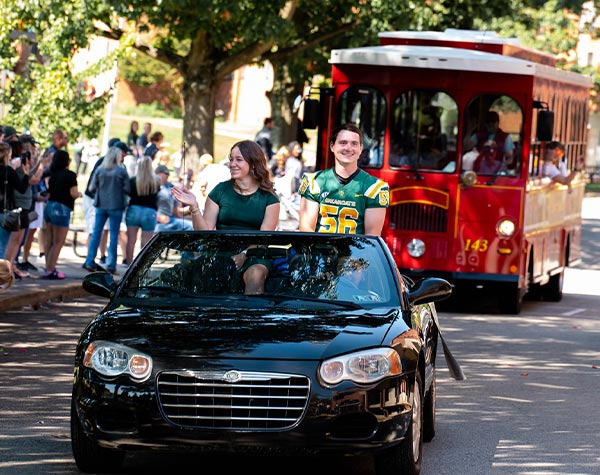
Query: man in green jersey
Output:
[[298, 123, 389, 235]]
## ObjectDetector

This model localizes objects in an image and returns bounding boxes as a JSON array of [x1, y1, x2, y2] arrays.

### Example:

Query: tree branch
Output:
[[92, 24, 186, 72], [262, 21, 358, 63], [214, 39, 276, 80]]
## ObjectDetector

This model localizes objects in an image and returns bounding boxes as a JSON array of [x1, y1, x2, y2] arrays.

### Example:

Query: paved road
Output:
[[1, 286, 599, 474]]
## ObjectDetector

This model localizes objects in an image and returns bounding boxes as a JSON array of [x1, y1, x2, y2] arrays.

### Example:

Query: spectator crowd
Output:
[[0, 121, 234, 284]]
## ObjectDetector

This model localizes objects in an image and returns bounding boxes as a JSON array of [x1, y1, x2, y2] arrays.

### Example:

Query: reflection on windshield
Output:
[[120, 234, 395, 306]]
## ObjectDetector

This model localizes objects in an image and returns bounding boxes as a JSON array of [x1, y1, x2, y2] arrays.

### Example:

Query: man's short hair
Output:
[[330, 123, 363, 146], [547, 140, 564, 151]]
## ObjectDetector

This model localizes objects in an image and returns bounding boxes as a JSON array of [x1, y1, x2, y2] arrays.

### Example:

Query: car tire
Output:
[[422, 369, 436, 442], [374, 372, 423, 475], [71, 399, 125, 473]]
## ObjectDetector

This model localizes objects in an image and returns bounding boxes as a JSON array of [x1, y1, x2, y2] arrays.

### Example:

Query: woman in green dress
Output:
[[171, 140, 280, 295]]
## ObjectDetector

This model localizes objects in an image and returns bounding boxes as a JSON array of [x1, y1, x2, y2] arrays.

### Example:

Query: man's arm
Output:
[[299, 198, 319, 231], [364, 207, 387, 236], [551, 157, 584, 185]]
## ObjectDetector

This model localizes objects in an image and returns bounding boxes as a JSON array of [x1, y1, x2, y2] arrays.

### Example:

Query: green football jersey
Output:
[[298, 168, 389, 234]]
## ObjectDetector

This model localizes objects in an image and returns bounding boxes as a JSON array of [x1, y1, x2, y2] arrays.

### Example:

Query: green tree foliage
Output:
[[1, 0, 596, 157], [264, 0, 517, 146], [475, 0, 600, 107], [0, 0, 113, 144], [85, 0, 376, 166]]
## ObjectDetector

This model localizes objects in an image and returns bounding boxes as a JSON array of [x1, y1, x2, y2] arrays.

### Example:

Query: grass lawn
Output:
[[585, 181, 600, 194], [108, 113, 247, 166]]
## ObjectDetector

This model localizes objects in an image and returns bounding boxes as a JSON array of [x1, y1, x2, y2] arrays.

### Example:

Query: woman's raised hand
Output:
[[171, 185, 198, 208]]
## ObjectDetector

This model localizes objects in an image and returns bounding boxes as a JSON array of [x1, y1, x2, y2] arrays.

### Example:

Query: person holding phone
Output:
[[0, 142, 31, 273], [7, 144, 43, 277]]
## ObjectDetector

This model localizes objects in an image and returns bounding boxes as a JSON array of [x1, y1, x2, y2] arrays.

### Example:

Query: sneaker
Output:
[[43, 270, 66, 280], [99, 255, 107, 264], [122, 259, 128, 266], [82, 263, 107, 272], [16, 262, 28, 271], [22, 261, 38, 271], [107, 268, 119, 276]]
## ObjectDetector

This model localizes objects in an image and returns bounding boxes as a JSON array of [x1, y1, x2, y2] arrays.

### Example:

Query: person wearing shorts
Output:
[[43, 150, 81, 279], [125, 156, 160, 265]]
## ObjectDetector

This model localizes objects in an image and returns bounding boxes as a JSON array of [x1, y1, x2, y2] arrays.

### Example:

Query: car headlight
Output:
[[319, 348, 402, 385], [407, 238, 426, 258], [497, 219, 515, 238], [83, 340, 152, 381]]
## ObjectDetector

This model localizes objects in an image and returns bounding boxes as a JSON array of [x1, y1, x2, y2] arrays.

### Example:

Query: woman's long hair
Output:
[[50, 150, 70, 172], [136, 156, 160, 195], [100, 146, 122, 170], [0, 142, 12, 166], [231, 140, 275, 195]]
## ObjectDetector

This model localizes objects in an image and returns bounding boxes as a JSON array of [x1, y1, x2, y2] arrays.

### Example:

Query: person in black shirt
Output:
[[0, 142, 31, 267]]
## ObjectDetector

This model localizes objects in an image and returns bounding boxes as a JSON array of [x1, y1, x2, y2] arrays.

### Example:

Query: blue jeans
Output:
[[154, 216, 194, 232], [0, 213, 10, 258], [85, 208, 124, 271]]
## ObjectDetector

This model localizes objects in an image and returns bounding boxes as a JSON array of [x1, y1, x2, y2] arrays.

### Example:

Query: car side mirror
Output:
[[82, 272, 117, 298], [407, 277, 452, 305]]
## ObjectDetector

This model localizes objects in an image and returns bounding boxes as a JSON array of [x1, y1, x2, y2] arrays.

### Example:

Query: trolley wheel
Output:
[[542, 270, 564, 302]]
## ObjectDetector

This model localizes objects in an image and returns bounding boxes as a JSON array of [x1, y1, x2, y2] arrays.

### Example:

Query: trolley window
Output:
[[337, 86, 387, 169], [462, 95, 523, 176], [389, 91, 458, 173]]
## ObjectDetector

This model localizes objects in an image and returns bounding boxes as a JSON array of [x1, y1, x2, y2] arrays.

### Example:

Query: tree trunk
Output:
[[181, 78, 217, 175]]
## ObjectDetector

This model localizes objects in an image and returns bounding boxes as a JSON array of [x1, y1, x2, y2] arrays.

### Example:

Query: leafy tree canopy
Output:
[[0, 0, 115, 144], [0, 0, 598, 154]]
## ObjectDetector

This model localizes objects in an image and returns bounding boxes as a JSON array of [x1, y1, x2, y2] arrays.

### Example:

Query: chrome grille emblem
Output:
[[223, 370, 241, 382]]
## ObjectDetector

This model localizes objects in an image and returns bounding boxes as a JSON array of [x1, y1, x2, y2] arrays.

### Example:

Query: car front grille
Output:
[[156, 370, 311, 431]]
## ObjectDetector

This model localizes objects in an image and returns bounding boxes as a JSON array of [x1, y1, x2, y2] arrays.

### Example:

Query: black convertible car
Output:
[[71, 231, 464, 474]]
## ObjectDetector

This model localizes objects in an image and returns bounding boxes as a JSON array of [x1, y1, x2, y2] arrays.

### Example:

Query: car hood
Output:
[[88, 305, 403, 360]]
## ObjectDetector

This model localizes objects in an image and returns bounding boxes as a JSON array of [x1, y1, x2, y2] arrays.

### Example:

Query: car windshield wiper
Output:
[[258, 293, 364, 310]]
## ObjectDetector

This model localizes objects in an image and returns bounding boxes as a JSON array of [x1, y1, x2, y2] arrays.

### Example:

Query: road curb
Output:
[[0, 283, 89, 312]]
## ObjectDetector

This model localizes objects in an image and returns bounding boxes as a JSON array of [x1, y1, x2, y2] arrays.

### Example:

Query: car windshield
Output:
[[119, 231, 398, 307]]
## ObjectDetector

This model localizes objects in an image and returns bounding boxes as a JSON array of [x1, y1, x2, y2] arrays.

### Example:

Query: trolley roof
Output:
[[330, 44, 592, 88], [378, 29, 556, 64]]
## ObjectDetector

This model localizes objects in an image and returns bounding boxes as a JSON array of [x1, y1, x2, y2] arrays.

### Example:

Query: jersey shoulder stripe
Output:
[[364, 179, 389, 199], [299, 172, 321, 195]]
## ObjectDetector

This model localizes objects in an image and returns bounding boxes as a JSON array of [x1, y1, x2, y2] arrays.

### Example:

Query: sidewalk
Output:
[[0, 236, 117, 312]]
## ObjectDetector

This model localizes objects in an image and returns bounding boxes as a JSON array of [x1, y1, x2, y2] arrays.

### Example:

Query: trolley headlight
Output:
[[497, 219, 515, 238], [407, 238, 426, 258]]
